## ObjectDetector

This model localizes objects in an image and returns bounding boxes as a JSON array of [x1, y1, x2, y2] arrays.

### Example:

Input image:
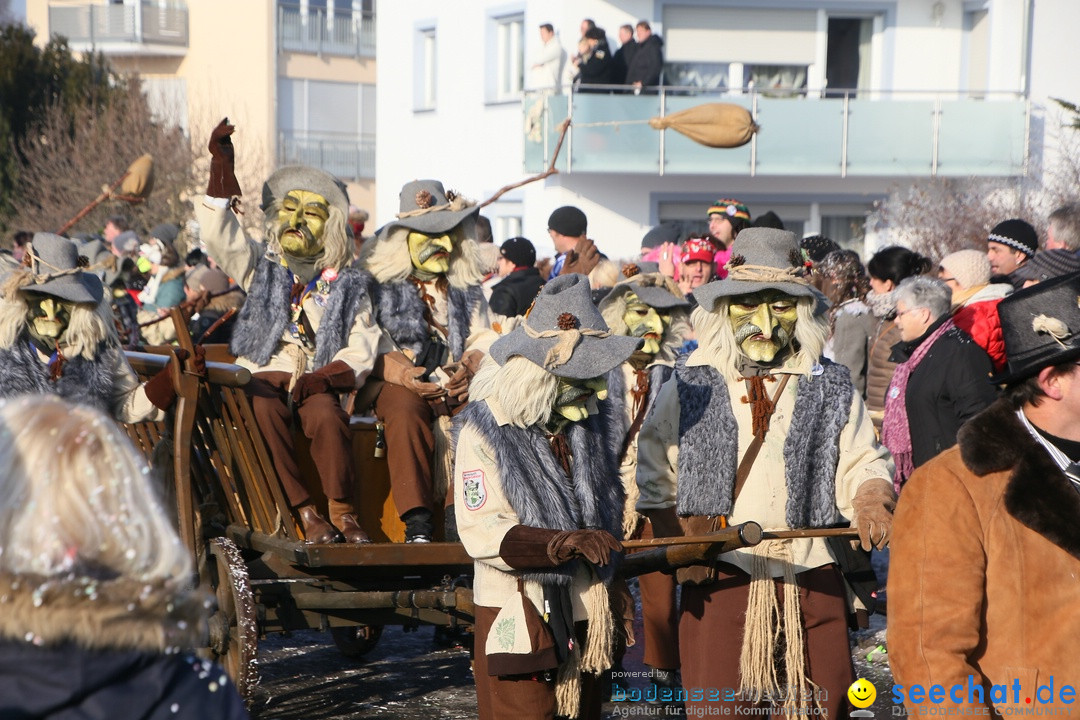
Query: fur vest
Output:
[[230, 256, 374, 368], [606, 362, 672, 447], [375, 279, 484, 361], [454, 399, 625, 586], [0, 338, 114, 413], [674, 357, 853, 527]]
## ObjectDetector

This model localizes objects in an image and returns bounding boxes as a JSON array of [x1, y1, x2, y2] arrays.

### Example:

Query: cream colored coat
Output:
[[196, 198, 383, 385], [636, 348, 893, 577]]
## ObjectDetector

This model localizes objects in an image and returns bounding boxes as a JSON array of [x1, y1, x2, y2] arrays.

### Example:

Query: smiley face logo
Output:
[[848, 678, 877, 708]]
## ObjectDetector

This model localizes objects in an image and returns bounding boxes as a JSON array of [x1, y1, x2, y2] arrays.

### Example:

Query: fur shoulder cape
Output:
[[374, 279, 484, 361], [230, 256, 375, 368], [674, 357, 854, 526], [0, 338, 114, 413], [454, 398, 625, 585], [959, 398, 1080, 560]]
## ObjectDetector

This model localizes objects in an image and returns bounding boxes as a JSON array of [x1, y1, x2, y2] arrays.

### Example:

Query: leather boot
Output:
[[329, 498, 372, 544], [297, 504, 342, 544]]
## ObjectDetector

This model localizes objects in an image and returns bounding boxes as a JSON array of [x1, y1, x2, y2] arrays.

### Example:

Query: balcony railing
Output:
[[278, 3, 375, 58], [524, 86, 1029, 178], [49, 3, 188, 52], [279, 132, 375, 181]]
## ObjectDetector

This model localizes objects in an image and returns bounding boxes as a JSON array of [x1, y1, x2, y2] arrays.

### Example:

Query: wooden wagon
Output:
[[124, 310, 475, 701]]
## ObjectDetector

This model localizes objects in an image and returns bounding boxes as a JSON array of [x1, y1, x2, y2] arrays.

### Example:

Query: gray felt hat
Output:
[[261, 165, 350, 216], [20, 233, 104, 304], [599, 271, 690, 313], [692, 227, 827, 315], [490, 274, 642, 379], [382, 179, 480, 236]]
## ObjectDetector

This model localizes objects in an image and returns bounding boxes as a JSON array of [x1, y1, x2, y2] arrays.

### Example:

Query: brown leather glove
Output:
[[143, 366, 176, 411], [291, 359, 355, 405], [559, 237, 600, 277], [547, 528, 622, 566], [443, 349, 485, 403], [851, 477, 897, 551], [207, 118, 242, 199], [375, 351, 445, 399]]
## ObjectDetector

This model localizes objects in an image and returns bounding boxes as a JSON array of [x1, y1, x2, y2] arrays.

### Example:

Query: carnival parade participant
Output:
[[0, 395, 250, 719], [598, 266, 690, 698], [358, 179, 492, 542], [0, 232, 176, 422], [636, 228, 895, 718], [889, 272, 1080, 713], [196, 119, 380, 545], [455, 274, 641, 720]]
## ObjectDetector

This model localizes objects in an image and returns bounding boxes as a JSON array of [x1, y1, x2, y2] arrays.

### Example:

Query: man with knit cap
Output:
[[598, 267, 690, 700], [454, 273, 641, 720], [547, 205, 600, 280], [358, 179, 493, 542], [489, 236, 544, 318], [938, 248, 1012, 371], [986, 218, 1038, 290], [197, 119, 380, 546], [636, 227, 895, 718]]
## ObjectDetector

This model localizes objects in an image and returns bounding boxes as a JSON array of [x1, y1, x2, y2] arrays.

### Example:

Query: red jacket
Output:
[[952, 298, 1006, 372]]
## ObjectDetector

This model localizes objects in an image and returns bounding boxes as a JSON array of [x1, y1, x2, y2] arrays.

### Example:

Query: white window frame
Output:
[[485, 7, 525, 104], [413, 23, 437, 111]]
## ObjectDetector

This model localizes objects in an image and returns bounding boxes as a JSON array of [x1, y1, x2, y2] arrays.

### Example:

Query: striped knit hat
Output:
[[987, 218, 1038, 258], [707, 198, 751, 222]]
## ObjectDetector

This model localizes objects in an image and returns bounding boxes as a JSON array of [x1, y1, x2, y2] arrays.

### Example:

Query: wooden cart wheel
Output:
[[330, 624, 384, 659], [207, 537, 259, 701]]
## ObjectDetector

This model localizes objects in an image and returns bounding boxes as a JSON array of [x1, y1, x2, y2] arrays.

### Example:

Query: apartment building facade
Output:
[[24, 0, 377, 216], [376, 0, 1080, 260]]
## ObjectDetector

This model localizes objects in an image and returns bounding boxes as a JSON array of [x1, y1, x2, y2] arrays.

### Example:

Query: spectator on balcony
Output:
[[625, 20, 664, 92], [574, 27, 614, 93], [611, 24, 636, 85], [1044, 203, 1080, 253], [986, 218, 1038, 291], [530, 23, 565, 93]]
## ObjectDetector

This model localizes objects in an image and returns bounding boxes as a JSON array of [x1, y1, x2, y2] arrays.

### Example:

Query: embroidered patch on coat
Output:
[[462, 469, 487, 510]]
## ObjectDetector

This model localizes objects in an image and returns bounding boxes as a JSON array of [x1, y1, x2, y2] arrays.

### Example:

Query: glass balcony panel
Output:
[[569, 93, 660, 173], [754, 97, 844, 175], [847, 100, 933, 175], [938, 100, 1027, 176], [278, 2, 375, 57], [278, 133, 376, 181], [663, 95, 753, 174], [523, 94, 569, 173]]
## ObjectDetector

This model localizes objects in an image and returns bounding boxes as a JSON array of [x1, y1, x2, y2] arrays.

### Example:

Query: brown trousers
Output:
[[246, 371, 352, 507], [473, 605, 603, 720], [679, 563, 854, 720], [635, 520, 680, 670], [373, 382, 435, 517]]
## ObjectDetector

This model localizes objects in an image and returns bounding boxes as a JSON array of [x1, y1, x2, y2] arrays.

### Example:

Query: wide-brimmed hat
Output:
[[13, 233, 104, 304], [692, 228, 827, 315], [992, 271, 1080, 384], [599, 268, 689, 313], [490, 274, 642, 379], [382, 179, 480, 236], [260, 165, 350, 216]]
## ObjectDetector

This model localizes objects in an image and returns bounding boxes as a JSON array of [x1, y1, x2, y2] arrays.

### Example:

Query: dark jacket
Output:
[[611, 41, 637, 84], [577, 41, 614, 90], [888, 318, 997, 468], [488, 267, 544, 318], [0, 642, 250, 720], [625, 34, 664, 87]]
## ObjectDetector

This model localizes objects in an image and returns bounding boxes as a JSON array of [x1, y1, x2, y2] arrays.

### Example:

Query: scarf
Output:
[[882, 318, 955, 490], [865, 288, 897, 319]]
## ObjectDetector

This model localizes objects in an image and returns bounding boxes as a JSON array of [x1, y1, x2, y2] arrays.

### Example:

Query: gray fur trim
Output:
[[230, 259, 292, 366], [674, 358, 851, 526], [230, 257, 374, 369], [454, 399, 625, 587], [376, 280, 484, 361], [0, 339, 114, 414]]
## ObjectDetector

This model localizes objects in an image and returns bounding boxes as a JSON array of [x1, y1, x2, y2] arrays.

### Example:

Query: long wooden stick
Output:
[[478, 117, 571, 209], [621, 526, 858, 549], [56, 171, 131, 236]]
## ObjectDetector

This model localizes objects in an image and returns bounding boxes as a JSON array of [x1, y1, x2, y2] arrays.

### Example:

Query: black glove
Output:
[[207, 118, 242, 199]]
